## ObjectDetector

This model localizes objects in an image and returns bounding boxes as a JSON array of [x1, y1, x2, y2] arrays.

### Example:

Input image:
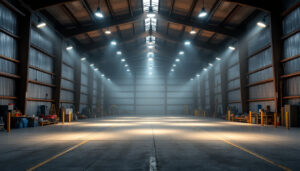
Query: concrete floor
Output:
[[0, 116, 300, 171]]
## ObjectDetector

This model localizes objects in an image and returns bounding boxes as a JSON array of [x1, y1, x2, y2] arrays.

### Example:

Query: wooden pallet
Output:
[[38, 120, 59, 126]]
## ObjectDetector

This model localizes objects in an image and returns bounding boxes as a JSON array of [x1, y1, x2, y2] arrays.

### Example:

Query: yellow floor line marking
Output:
[[26, 139, 90, 171], [220, 138, 292, 171]]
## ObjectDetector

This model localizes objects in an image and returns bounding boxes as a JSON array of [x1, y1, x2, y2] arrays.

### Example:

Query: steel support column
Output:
[[17, 11, 31, 114], [74, 60, 81, 113], [270, 6, 283, 114], [238, 40, 249, 113]]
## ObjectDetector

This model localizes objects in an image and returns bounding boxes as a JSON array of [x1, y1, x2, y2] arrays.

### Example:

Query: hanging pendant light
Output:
[[198, 0, 207, 18], [95, 0, 104, 18]]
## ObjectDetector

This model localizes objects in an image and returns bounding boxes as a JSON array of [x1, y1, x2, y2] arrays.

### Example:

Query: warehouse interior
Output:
[[1, 0, 300, 170]]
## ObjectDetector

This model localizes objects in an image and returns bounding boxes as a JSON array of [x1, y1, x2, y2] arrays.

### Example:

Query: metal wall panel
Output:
[[249, 83, 274, 99], [249, 101, 275, 113], [29, 48, 53, 72], [62, 64, 74, 80], [282, 5, 300, 105], [0, 77, 15, 96], [248, 48, 272, 71], [248, 28, 270, 55], [0, 3, 17, 34], [61, 79, 74, 90], [282, 7, 300, 35], [0, 32, 17, 59], [0, 3, 18, 105], [285, 76, 300, 96], [0, 58, 16, 74], [27, 83, 52, 99], [249, 67, 273, 83], [26, 101, 51, 116], [60, 90, 74, 101]]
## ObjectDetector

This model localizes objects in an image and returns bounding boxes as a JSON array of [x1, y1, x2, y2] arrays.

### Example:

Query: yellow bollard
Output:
[[68, 111, 71, 123], [7, 112, 11, 133], [261, 111, 264, 126], [249, 111, 252, 124], [274, 112, 277, 128], [228, 110, 231, 121], [286, 112, 289, 130], [62, 110, 65, 124]]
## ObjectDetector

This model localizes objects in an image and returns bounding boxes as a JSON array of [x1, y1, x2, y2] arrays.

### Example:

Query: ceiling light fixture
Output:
[[204, 68, 208, 71], [101, 74, 105, 77], [66, 46, 73, 50], [37, 22, 46, 28], [95, 0, 104, 18], [148, 45, 154, 49], [148, 57, 153, 61], [81, 57, 86, 61], [111, 41, 117, 45], [257, 21, 267, 28], [190, 29, 196, 35], [184, 41, 191, 45], [94, 68, 98, 71], [179, 51, 184, 55], [121, 58, 126, 62], [171, 69, 174, 72], [198, 0, 208, 18], [209, 63, 213, 66], [196, 74, 200, 77], [229, 46, 236, 50], [216, 57, 221, 61], [117, 51, 122, 55], [105, 30, 111, 34], [176, 58, 180, 62], [127, 69, 130, 72], [125, 64, 128, 67], [173, 64, 176, 67], [90, 64, 94, 67], [191, 78, 194, 81]]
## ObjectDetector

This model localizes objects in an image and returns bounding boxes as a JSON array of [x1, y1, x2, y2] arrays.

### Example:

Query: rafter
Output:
[[223, 0, 272, 12], [83, 30, 217, 53], [23, 0, 77, 10], [63, 13, 146, 37], [157, 13, 240, 38]]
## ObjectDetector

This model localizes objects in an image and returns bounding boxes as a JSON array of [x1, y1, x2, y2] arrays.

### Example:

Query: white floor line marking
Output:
[[149, 156, 157, 171]]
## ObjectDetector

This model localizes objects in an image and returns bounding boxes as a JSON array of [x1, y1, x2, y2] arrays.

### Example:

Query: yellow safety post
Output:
[[62, 110, 65, 124], [68, 111, 71, 123], [249, 111, 252, 124], [286, 112, 289, 130], [274, 112, 277, 128], [228, 110, 231, 121], [7, 112, 11, 133], [261, 111, 264, 126]]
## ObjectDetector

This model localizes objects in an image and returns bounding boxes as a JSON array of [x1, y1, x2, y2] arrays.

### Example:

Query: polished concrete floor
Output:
[[0, 116, 300, 171]]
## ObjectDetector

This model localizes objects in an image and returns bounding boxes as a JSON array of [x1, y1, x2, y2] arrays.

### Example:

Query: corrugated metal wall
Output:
[[135, 74, 165, 115], [282, 2, 300, 105], [107, 76, 135, 114], [226, 49, 242, 113], [106, 74, 193, 115], [214, 63, 222, 115], [0, 3, 18, 105], [167, 77, 193, 115], [26, 20, 59, 115], [80, 61, 89, 113], [60, 47, 77, 109], [247, 16, 275, 112]]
